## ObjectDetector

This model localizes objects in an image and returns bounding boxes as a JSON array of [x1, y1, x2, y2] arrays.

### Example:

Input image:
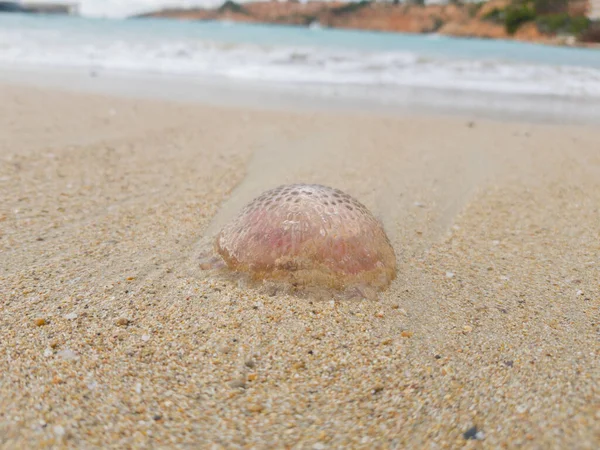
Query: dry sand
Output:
[[0, 82, 599, 449]]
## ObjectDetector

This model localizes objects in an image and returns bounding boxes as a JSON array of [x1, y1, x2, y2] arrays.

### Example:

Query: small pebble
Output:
[[34, 318, 47, 327], [247, 404, 264, 413], [57, 349, 78, 361], [220, 345, 231, 354], [293, 361, 306, 370], [463, 325, 473, 334], [141, 334, 150, 342], [372, 385, 384, 394], [401, 331, 413, 338], [64, 313, 78, 320], [463, 426, 484, 440], [115, 317, 130, 327], [446, 271, 455, 278], [229, 379, 246, 389], [53, 425, 65, 437]]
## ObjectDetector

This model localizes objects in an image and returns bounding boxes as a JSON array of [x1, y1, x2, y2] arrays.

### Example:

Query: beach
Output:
[[1, 78, 599, 449]]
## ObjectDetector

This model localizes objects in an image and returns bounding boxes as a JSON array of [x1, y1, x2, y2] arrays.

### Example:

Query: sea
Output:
[[1, 12, 600, 119]]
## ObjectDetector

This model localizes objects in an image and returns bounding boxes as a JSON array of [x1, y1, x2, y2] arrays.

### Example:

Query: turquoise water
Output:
[[139, 17, 600, 68], [1, 13, 599, 97]]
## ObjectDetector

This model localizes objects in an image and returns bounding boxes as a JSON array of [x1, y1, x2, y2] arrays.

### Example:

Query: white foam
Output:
[[1, 15, 599, 98]]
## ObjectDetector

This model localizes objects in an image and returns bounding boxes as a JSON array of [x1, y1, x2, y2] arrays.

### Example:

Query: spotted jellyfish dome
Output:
[[215, 184, 397, 290]]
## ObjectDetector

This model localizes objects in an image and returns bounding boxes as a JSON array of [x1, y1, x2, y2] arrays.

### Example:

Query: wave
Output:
[[1, 15, 599, 98]]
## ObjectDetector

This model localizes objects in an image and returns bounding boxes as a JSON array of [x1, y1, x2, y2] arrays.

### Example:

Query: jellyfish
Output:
[[212, 184, 396, 293]]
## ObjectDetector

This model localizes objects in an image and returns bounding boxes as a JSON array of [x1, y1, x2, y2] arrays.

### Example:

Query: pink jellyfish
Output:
[[214, 184, 396, 292]]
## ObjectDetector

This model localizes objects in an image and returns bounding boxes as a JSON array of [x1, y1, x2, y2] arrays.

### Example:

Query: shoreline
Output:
[[1, 64, 600, 125], [136, 16, 600, 51]]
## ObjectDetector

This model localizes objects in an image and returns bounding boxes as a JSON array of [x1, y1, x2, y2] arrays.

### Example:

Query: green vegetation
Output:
[[218, 1, 246, 14], [533, 0, 568, 15], [331, 0, 372, 16], [482, 7, 504, 23], [504, 3, 536, 34], [536, 14, 590, 35], [579, 21, 600, 43], [432, 17, 445, 32], [299, 14, 319, 26], [481, 0, 594, 39]]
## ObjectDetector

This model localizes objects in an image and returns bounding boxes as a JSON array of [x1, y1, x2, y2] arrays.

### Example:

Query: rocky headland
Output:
[[137, 0, 600, 46]]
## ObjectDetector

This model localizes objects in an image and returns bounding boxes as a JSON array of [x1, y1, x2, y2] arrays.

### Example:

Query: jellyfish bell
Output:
[[211, 184, 396, 294]]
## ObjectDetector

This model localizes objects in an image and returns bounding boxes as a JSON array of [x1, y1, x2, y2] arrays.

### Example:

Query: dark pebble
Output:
[[464, 426, 479, 440]]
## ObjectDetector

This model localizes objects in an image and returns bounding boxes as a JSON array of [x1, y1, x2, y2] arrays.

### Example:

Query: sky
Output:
[[22, 0, 261, 18]]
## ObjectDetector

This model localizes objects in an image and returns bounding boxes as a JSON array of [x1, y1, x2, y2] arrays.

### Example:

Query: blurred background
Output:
[[1, 0, 599, 120]]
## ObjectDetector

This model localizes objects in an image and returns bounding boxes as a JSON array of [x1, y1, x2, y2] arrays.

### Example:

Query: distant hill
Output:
[[0, 1, 78, 14], [135, 0, 599, 46], [0, 1, 27, 12]]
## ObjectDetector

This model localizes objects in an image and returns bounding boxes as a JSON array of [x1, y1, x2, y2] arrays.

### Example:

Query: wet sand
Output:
[[1, 82, 599, 449]]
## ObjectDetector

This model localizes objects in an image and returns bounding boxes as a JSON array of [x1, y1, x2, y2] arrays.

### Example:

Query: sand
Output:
[[0, 82, 599, 449]]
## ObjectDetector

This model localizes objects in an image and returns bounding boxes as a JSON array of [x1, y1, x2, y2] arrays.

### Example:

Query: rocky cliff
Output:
[[138, 0, 594, 45]]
